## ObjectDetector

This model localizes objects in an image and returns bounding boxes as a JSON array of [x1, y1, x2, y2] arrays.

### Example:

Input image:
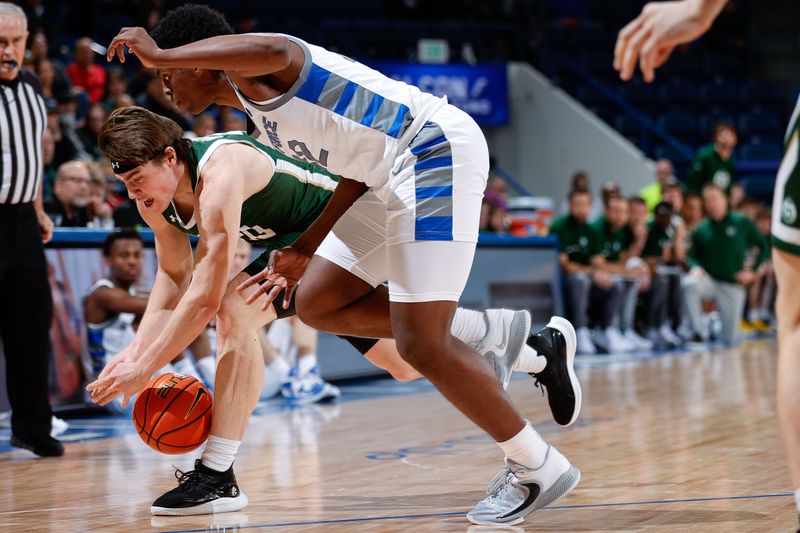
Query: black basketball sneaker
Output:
[[151, 459, 248, 515], [527, 316, 582, 426]]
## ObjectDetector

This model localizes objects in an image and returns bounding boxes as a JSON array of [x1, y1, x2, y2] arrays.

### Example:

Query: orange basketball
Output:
[[133, 373, 213, 455]]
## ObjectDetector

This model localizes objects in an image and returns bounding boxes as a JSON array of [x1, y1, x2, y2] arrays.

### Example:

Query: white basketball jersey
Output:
[[86, 279, 137, 360], [228, 35, 446, 188]]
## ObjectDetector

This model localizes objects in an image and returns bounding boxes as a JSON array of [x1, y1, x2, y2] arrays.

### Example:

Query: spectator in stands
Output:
[[86, 166, 114, 229], [42, 128, 57, 201], [486, 174, 509, 203], [44, 161, 92, 227], [681, 192, 705, 232], [221, 108, 247, 132], [686, 120, 737, 195], [29, 30, 71, 92], [486, 204, 509, 233], [730, 182, 745, 211], [67, 37, 106, 105], [550, 189, 623, 354], [592, 195, 652, 350], [102, 66, 128, 113], [682, 183, 768, 345], [134, 70, 190, 130], [77, 103, 107, 160], [184, 112, 217, 139], [47, 100, 88, 165], [640, 159, 676, 214], [35, 58, 71, 109], [642, 202, 685, 348], [479, 198, 492, 232]]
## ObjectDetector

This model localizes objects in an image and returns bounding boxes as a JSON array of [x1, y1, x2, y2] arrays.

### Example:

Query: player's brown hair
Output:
[[99, 106, 188, 168]]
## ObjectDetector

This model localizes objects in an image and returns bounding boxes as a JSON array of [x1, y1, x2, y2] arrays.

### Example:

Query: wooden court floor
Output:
[[0, 338, 795, 532]]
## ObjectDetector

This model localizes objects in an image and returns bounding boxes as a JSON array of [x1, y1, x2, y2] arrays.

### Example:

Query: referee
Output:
[[0, 3, 63, 456]]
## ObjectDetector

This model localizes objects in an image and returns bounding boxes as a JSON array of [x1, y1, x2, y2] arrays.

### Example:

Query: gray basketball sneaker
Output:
[[471, 309, 531, 389], [466, 446, 580, 526]]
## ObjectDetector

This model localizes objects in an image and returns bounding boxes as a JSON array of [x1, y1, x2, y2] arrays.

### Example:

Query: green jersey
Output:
[[161, 132, 338, 272], [163, 132, 339, 249], [686, 144, 735, 195], [689, 211, 768, 283], [642, 221, 673, 259], [592, 216, 633, 262], [772, 97, 800, 255], [549, 214, 601, 266]]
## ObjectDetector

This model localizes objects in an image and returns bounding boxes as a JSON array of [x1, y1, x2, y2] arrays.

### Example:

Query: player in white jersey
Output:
[[105, 5, 582, 524], [615, 1, 800, 530]]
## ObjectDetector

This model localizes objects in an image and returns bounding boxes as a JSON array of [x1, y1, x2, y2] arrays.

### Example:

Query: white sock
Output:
[[747, 309, 760, 323], [497, 421, 549, 469], [451, 308, 488, 345], [795, 488, 800, 513], [172, 358, 198, 379], [201, 435, 241, 472], [195, 356, 216, 386], [512, 344, 547, 374], [298, 354, 318, 376]]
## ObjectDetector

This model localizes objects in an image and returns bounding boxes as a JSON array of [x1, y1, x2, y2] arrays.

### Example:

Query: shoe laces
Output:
[[485, 467, 516, 497], [532, 376, 547, 397], [173, 462, 209, 490]]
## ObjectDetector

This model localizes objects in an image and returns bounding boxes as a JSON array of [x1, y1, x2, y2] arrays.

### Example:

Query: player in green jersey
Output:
[[85, 106, 578, 516]]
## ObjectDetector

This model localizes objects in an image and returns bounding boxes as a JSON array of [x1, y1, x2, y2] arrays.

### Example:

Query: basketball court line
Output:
[[152, 492, 793, 532]]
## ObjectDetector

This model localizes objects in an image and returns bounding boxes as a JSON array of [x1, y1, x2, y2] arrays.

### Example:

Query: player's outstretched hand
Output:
[[107, 27, 161, 68], [614, 0, 718, 83], [237, 246, 311, 311], [86, 349, 147, 408]]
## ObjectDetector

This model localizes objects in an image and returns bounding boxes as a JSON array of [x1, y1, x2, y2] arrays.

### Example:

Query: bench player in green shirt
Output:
[[85, 106, 579, 516], [549, 189, 624, 354], [592, 195, 652, 351]]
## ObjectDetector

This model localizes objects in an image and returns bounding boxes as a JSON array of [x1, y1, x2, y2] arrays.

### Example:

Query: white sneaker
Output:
[[471, 309, 532, 389], [466, 446, 581, 525], [593, 327, 631, 354], [281, 367, 341, 405], [622, 329, 653, 351], [658, 324, 682, 348], [51, 416, 69, 437], [575, 327, 596, 355]]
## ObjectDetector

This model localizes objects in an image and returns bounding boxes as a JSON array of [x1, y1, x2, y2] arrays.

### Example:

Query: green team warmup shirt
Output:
[[641, 221, 673, 259], [161, 132, 339, 274], [686, 144, 735, 195], [591, 216, 633, 262], [549, 214, 601, 266], [689, 211, 768, 283]]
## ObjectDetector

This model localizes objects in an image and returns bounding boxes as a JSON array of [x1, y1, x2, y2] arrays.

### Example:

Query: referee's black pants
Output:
[[0, 203, 53, 439]]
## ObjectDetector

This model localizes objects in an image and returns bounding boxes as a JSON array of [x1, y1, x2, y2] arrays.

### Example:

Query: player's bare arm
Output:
[[84, 286, 148, 324], [238, 177, 368, 310], [614, 0, 728, 82], [107, 28, 299, 80]]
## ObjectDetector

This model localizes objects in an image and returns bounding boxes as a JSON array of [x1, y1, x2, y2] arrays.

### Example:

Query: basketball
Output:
[[132, 373, 213, 455]]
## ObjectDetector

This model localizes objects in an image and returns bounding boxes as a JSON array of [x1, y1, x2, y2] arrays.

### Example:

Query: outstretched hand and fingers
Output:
[[237, 247, 311, 311]]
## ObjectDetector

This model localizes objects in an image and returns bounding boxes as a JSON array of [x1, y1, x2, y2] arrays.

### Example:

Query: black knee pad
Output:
[[272, 288, 297, 319], [338, 335, 380, 355]]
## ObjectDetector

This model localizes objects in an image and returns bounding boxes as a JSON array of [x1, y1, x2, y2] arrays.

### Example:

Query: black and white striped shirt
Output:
[[0, 70, 46, 205]]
